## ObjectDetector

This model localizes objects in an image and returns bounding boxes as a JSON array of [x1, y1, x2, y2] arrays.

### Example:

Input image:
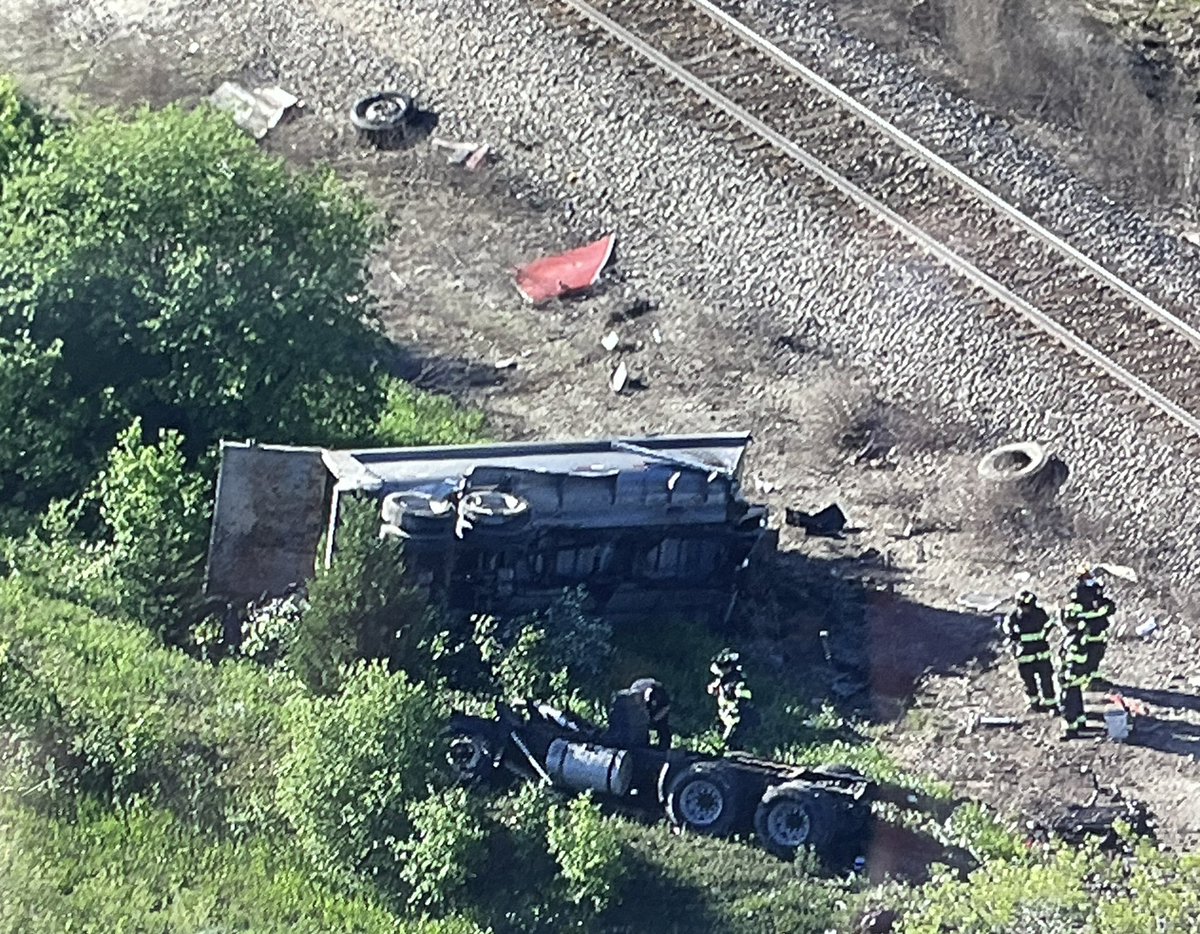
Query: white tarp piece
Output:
[[209, 83, 299, 139]]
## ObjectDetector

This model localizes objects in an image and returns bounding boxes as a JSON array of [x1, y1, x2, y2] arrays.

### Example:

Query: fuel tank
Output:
[[545, 738, 633, 797]]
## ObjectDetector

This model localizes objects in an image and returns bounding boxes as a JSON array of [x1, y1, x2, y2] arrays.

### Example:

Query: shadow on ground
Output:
[[746, 546, 1000, 723]]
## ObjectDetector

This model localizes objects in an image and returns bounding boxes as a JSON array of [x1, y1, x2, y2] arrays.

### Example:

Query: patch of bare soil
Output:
[[4, 0, 1198, 852]]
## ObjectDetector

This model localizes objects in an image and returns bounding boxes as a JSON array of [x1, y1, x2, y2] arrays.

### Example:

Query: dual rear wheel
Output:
[[664, 763, 850, 860]]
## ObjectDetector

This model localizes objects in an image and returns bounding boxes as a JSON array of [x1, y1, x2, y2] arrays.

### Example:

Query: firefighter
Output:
[[1058, 610, 1091, 739], [1072, 564, 1104, 609], [630, 676, 672, 749], [1078, 594, 1115, 688], [1002, 591, 1056, 712], [707, 649, 754, 746]]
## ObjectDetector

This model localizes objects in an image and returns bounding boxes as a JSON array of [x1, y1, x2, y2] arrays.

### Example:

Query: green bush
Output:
[[546, 793, 627, 915], [400, 787, 491, 912], [290, 497, 437, 694], [93, 421, 209, 635], [275, 661, 446, 890], [472, 589, 612, 701], [0, 103, 382, 508], [2, 421, 210, 641], [0, 580, 293, 830], [899, 834, 1200, 934], [373, 378, 486, 447]]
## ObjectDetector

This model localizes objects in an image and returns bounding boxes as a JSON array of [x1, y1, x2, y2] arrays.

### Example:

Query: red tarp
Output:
[[514, 233, 616, 305]]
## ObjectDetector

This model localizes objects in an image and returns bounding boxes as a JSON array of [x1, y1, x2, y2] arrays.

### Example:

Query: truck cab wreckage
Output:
[[448, 699, 950, 864]]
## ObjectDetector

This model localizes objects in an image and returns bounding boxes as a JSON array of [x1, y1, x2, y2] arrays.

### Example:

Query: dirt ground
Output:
[[4, 0, 1199, 853]]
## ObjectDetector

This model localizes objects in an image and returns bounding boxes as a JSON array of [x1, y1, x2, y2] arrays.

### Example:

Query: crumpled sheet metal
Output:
[[209, 82, 298, 139], [514, 233, 616, 305]]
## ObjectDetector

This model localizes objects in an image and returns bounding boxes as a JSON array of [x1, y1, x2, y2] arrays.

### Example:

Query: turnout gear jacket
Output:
[[1003, 604, 1052, 662], [1078, 598, 1114, 645]]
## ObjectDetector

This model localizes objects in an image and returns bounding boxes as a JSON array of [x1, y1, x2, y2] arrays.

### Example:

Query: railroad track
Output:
[[550, 0, 1200, 437]]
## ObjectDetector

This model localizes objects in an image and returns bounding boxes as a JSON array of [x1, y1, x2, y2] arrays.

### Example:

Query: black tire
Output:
[[381, 491, 455, 537], [754, 781, 837, 859], [665, 762, 741, 837], [446, 732, 495, 783], [350, 91, 410, 148], [459, 489, 532, 535]]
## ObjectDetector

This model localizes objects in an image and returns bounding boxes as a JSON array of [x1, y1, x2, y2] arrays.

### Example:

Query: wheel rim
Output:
[[766, 800, 812, 848], [679, 779, 725, 827], [447, 735, 485, 779]]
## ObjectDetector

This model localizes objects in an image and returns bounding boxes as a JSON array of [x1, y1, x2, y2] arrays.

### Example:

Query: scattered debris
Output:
[[431, 136, 491, 169], [600, 331, 620, 352], [956, 592, 1007, 613], [209, 82, 298, 139], [1095, 563, 1139, 583], [785, 503, 847, 537], [607, 298, 655, 324], [1040, 800, 1156, 850], [610, 360, 629, 393], [350, 91, 411, 149], [494, 357, 518, 370], [515, 234, 616, 305], [977, 716, 1023, 728], [651, 326, 663, 344], [1135, 618, 1159, 638], [753, 475, 776, 495]]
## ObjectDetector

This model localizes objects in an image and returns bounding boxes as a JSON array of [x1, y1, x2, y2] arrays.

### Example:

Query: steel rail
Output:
[[555, 0, 1200, 436], [686, 0, 1200, 353]]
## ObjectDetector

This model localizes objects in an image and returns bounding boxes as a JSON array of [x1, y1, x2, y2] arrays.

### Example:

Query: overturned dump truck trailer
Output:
[[204, 433, 770, 626], [448, 702, 941, 862]]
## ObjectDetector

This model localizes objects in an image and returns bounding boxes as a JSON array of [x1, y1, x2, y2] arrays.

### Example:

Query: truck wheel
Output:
[[381, 491, 455, 537], [665, 763, 741, 837], [754, 781, 836, 859], [458, 489, 532, 540]]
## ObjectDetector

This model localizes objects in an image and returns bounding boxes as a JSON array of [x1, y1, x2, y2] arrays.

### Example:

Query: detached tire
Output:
[[977, 442, 1048, 487], [754, 781, 837, 859], [665, 763, 741, 837]]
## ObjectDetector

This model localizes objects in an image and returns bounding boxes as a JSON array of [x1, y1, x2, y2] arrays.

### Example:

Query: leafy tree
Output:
[[290, 497, 437, 694], [275, 662, 446, 889], [0, 337, 118, 508], [546, 793, 626, 915], [0, 104, 383, 507]]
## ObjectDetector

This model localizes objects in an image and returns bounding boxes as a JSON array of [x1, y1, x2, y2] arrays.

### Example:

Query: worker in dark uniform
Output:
[[1002, 591, 1056, 712], [707, 649, 754, 746], [1069, 583, 1115, 690], [1058, 610, 1091, 739], [1072, 564, 1103, 609], [630, 677, 672, 749], [1079, 596, 1115, 687]]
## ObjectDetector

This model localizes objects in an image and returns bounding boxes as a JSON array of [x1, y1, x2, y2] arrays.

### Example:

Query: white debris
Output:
[[1135, 618, 1158, 638], [600, 331, 620, 352], [209, 82, 298, 139], [610, 360, 628, 393]]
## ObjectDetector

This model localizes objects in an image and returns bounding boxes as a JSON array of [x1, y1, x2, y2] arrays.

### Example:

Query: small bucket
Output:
[[1104, 707, 1130, 742]]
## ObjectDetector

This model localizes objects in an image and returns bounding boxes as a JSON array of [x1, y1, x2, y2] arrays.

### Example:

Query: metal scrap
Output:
[[209, 82, 298, 139]]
